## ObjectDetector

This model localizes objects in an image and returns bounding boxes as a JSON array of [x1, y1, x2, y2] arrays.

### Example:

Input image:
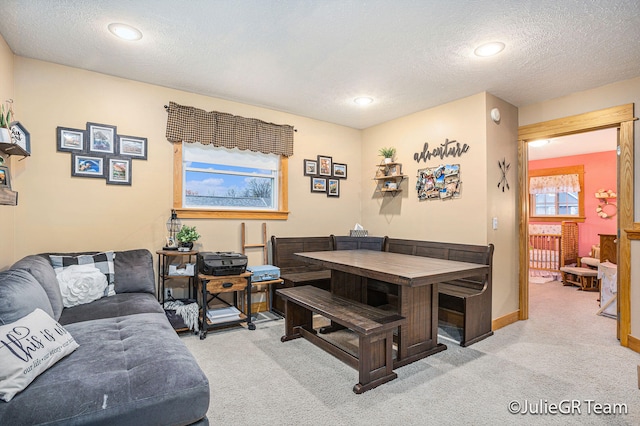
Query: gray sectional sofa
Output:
[[0, 249, 209, 425]]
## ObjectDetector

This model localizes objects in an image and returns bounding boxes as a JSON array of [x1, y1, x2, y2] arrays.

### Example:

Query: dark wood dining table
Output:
[[295, 249, 491, 367]]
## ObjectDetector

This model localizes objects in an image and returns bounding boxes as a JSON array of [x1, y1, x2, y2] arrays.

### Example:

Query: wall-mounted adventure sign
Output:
[[414, 138, 469, 163]]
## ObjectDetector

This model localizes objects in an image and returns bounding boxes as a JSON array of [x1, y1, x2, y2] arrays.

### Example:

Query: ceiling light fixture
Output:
[[354, 97, 374, 106], [474, 42, 505, 57], [108, 23, 143, 41], [529, 139, 551, 147]]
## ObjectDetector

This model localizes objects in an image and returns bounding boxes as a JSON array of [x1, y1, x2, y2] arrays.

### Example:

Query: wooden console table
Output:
[[295, 250, 490, 368]]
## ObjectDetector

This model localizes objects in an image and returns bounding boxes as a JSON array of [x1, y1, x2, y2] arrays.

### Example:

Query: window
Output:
[[533, 192, 579, 215], [529, 165, 584, 222], [173, 143, 289, 219]]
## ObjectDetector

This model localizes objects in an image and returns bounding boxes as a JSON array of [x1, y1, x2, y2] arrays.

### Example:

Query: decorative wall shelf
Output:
[[0, 188, 18, 206], [595, 189, 617, 219], [374, 162, 405, 197], [0, 142, 30, 158]]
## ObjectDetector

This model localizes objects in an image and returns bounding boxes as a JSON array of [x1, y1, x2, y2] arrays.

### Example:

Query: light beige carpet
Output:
[[181, 281, 640, 425]]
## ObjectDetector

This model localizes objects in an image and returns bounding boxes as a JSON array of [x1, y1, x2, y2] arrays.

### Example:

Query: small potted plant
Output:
[[378, 147, 396, 164], [0, 103, 11, 143], [176, 225, 200, 251]]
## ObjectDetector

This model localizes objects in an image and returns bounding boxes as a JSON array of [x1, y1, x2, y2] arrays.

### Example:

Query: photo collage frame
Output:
[[57, 122, 148, 186], [416, 164, 462, 200], [304, 155, 346, 198]]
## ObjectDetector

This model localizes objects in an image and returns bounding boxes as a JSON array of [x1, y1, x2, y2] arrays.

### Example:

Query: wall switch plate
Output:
[[492, 217, 498, 230]]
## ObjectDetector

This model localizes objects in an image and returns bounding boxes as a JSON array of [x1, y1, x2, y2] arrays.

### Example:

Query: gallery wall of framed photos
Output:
[[56, 122, 147, 186], [304, 154, 347, 198]]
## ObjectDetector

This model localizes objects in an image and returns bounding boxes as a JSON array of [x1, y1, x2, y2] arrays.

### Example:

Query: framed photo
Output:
[[107, 157, 132, 185], [0, 166, 11, 189], [318, 155, 332, 176], [165, 236, 177, 249], [118, 135, 147, 160], [88, 122, 117, 154], [327, 178, 340, 197], [388, 164, 401, 176], [9, 121, 31, 155], [310, 177, 327, 193], [71, 153, 105, 178], [57, 127, 85, 152], [303, 159, 318, 176], [333, 163, 347, 179]]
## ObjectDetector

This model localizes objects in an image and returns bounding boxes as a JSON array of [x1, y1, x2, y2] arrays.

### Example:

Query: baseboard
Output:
[[492, 310, 519, 331], [627, 334, 640, 354]]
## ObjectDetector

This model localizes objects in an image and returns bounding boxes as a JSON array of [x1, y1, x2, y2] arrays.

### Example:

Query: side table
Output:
[[198, 271, 255, 339], [156, 249, 198, 304]]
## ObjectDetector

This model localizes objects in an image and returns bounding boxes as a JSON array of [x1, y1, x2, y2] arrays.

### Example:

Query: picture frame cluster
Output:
[[57, 122, 148, 186], [304, 155, 346, 197]]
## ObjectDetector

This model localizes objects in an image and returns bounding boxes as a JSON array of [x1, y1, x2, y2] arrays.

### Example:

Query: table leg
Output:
[[394, 284, 446, 368]]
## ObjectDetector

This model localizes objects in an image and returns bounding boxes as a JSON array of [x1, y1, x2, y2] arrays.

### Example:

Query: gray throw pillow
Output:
[[12, 255, 64, 320], [114, 249, 155, 294], [0, 269, 54, 324]]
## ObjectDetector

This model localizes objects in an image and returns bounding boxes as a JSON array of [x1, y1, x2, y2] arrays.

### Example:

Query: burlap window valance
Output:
[[165, 101, 294, 157]]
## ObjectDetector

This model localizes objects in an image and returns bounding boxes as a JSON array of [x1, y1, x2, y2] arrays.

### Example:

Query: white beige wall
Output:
[[11, 57, 362, 269], [0, 36, 14, 269], [485, 93, 519, 320], [518, 76, 640, 339], [360, 93, 488, 242], [360, 92, 520, 319]]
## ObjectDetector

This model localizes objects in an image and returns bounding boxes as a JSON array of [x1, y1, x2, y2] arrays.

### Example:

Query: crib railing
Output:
[[529, 233, 561, 273]]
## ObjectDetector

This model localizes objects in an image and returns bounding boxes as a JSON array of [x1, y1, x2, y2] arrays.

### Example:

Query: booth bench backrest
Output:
[[270, 236, 333, 272], [384, 238, 494, 290], [330, 235, 388, 251]]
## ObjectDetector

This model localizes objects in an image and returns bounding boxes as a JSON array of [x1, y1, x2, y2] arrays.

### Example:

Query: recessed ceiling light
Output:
[[474, 42, 505, 57], [108, 23, 143, 41], [354, 97, 373, 106], [529, 139, 551, 147]]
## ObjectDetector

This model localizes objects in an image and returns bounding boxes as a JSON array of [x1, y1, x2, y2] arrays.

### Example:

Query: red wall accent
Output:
[[529, 151, 617, 257]]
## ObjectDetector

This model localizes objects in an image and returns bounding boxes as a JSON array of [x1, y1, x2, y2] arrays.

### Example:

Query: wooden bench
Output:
[[385, 238, 494, 347], [560, 266, 599, 291], [277, 285, 406, 394], [270, 236, 333, 316]]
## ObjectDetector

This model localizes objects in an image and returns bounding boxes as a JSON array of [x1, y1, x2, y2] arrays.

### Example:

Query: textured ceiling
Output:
[[0, 0, 639, 129]]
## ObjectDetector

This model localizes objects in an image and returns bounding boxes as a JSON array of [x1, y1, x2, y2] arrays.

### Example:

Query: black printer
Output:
[[198, 252, 248, 276]]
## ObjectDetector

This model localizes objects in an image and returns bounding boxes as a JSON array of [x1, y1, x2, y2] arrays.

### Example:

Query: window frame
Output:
[[173, 142, 289, 219], [529, 165, 585, 222]]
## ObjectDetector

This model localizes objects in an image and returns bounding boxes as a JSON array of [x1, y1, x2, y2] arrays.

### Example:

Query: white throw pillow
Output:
[[49, 251, 116, 297], [0, 308, 79, 402], [56, 264, 108, 308]]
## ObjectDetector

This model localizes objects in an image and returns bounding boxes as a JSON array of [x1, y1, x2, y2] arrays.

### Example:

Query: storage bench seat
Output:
[[385, 238, 494, 347], [270, 236, 334, 315]]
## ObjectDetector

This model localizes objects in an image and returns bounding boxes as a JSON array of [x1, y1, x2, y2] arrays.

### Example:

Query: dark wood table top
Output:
[[295, 249, 489, 287]]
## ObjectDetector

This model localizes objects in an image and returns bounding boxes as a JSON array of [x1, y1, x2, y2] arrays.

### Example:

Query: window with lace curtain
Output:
[[529, 165, 585, 221]]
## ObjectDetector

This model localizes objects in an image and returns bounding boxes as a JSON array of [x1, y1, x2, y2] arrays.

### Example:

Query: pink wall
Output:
[[529, 151, 617, 257]]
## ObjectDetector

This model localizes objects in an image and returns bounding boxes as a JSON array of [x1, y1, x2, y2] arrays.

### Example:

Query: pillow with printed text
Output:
[[0, 308, 79, 402]]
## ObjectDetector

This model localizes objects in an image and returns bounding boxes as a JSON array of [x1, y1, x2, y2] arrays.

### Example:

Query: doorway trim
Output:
[[518, 103, 635, 347]]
